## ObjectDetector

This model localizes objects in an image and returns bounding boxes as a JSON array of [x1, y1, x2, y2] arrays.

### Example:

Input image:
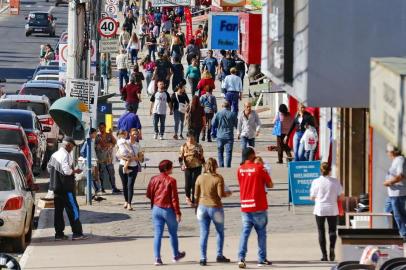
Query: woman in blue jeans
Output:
[[171, 80, 189, 139], [286, 103, 315, 161], [146, 160, 186, 266], [194, 158, 232, 266], [117, 128, 141, 211]]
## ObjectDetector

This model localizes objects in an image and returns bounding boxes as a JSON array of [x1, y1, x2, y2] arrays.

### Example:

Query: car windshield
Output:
[[0, 113, 33, 129], [0, 100, 47, 116], [22, 87, 61, 104], [0, 153, 27, 175], [0, 170, 15, 191], [36, 76, 58, 81], [29, 13, 47, 21], [0, 130, 24, 146]]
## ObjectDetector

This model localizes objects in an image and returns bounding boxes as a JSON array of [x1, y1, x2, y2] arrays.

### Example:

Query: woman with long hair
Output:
[[197, 70, 215, 97], [171, 80, 189, 140], [286, 103, 315, 161], [141, 55, 156, 93], [127, 33, 140, 65], [195, 158, 232, 266], [187, 95, 205, 143], [274, 104, 293, 163], [146, 160, 186, 265]]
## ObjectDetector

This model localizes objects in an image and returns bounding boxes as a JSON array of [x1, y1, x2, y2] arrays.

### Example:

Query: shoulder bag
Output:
[[272, 113, 282, 136], [176, 93, 187, 114]]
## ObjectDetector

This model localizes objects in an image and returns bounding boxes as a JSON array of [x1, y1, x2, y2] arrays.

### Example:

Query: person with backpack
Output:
[[200, 87, 217, 142]]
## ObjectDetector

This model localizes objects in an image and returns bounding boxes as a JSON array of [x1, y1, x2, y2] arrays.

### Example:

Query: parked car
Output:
[[25, 11, 56, 37], [32, 65, 60, 78], [19, 81, 65, 104], [0, 159, 35, 252], [0, 123, 33, 168], [0, 109, 48, 175], [0, 95, 60, 153], [0, 145, 36, 189], [47, 60, 59, 66]]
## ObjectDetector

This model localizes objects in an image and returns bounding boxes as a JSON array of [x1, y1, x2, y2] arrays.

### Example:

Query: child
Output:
[[116, 130, 133, 174], [300, 121, 318, 161], [199, 88, 217, 142]]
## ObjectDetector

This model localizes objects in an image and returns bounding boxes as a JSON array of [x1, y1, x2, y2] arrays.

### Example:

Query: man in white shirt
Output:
[[116, 49, 129, 90], [223, 67, 242, 113], [47, 137, 87, 241], [150, 80, 173, 140], [237, 102, 261, 160], [384, 144, 406, 240]]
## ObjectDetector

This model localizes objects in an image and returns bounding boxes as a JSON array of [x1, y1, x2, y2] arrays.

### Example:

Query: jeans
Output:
[[276, 134, 292, 163], [101, 74, 109, 93], [119, 69, 129, 90], [152, 206, 180, 259], [197, 205, 225, 260], [145, 71, 153, 94], [130, 48, 138, 65], [225, 91, 240, 113], [148, 46, 156, 61], [217, 138, 233, 167], [241, 136, 255, 160], [188, 77, 199, 96], [387, 196, 406, 237], [315, 215, 337, 256], [293, 131, 305, 161], [99, 163, 117, 190], [304, 150, 315, 161], [185, 166, 202, 203], [118, 165, 138, 204], [190, 126, 203, 143], [54, 193, 83, 237], [153, 113, 166, 136], [238, 211, 268, 262], [173, 110, 185, 136]]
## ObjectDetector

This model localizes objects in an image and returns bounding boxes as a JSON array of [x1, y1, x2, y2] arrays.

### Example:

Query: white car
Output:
[[0, 159, 35, 252], [34, 74, 60, 82], [0, 94, 60, 153]]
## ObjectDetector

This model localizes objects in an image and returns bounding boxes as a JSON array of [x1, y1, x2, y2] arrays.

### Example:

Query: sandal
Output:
[[123, 202, 128, 209], [185, 197, 193, 206]]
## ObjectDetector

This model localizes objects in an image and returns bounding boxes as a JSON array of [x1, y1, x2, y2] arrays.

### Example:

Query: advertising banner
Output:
[[208, 13, 239, 50], [288, 161, 320, 206], [185, 7, 192, 45], [151, 0, 191, 7]]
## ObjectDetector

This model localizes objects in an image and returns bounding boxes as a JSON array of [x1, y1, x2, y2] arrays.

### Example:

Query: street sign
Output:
[[66, 79, 99, 119], [208, 13, 239, 50], [59, 43, 68, 80], [288, 161, 320, 206], [99, 38, 119, 53], [105, 4, 118, 18], [101, 11, 108, 18], [105, 0, 118, 5], [97, 17, 118, 38]]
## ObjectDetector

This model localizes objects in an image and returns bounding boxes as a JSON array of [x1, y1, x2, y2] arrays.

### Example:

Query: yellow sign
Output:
[[77, 102, 89, 112]]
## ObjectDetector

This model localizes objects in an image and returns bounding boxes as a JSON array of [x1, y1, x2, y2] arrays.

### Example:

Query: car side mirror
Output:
[[42, 126, 51, 132]]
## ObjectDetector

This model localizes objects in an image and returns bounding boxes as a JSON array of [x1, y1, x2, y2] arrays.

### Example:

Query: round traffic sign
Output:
[[97, 17, 118, 38], [101, 11, 108, 18], [105, 0, 118, 5], [105, 4, 117, 17], [60, 44, 68, 63]]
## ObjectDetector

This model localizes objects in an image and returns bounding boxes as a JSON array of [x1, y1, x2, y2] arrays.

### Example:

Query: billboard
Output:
[[208, 13, 239, 50]]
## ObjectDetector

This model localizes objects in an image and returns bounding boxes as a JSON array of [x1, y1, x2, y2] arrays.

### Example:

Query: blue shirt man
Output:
[[212, 101, 237, 167], [117, 108, 142, 137], [202, 50, 218, 79], [223, 67, 243, 113]]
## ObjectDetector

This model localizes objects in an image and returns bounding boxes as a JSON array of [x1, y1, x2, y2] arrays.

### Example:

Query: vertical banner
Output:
[[185, 7, 192, 45]]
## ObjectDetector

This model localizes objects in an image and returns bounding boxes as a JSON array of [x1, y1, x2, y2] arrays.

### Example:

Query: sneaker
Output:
[[257, 260, 272, 267], [154, 258, 163, 266], [112, 188, 121, 193], [216, 255, 230, 263], [55, 234, 69, 241], [173, 134, 178, 140], [154, 133, 158, 139], [72, 234, 89, 241], [207, 139, 212, 142], [238, 259, 246, 269], [179, 135, 184, 139], [199, 259, 207, 266], [201, 136, 205, 141], [159, 135, 164, 140], [173, 251, 186, 262]]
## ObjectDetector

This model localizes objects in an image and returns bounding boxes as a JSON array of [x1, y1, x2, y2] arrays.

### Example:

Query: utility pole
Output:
[[67, 0, 86, 79]]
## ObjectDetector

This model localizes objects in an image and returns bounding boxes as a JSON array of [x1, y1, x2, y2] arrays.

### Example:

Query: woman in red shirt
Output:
[[197, 70, 215, 96], [121, 74, 142, 113], [146, 160, 186, 266]]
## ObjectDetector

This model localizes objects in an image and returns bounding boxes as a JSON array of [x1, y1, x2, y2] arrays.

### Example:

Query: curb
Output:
[[19, 208, 53, 269], [0, 4, 8, 14]]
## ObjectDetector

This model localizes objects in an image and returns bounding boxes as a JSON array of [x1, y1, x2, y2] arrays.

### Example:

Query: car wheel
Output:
[[55, 2, 58, 6]]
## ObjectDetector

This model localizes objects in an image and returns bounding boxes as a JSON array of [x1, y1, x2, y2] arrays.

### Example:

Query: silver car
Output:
[[0, 159, 35, 252]]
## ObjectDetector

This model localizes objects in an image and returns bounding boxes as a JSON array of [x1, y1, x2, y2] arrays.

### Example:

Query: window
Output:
[[0, 113, 33, 129], [0, 152, 28, 175], [22, 88, 61, 104], [0, 170, 15, 191], [0, 101, 47, 116], [0, 129, 24, 146]]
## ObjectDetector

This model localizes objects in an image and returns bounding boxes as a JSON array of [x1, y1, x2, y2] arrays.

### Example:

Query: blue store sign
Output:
[[209, 13, 239, 50], [288, 161, 321, 206]]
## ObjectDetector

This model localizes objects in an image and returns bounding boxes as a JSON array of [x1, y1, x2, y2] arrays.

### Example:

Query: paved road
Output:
[[0, 0, 68, 93]]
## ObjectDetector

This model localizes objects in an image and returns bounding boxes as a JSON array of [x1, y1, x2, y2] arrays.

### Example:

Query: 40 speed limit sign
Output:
[[97, 17, 118, 38]]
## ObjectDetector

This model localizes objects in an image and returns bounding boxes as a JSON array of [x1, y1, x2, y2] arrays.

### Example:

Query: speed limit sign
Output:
[[97, 17, 118, 38]]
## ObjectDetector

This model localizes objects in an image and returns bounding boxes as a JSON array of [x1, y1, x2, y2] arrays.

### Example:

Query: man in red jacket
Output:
[[237, 147, 273, 268]]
